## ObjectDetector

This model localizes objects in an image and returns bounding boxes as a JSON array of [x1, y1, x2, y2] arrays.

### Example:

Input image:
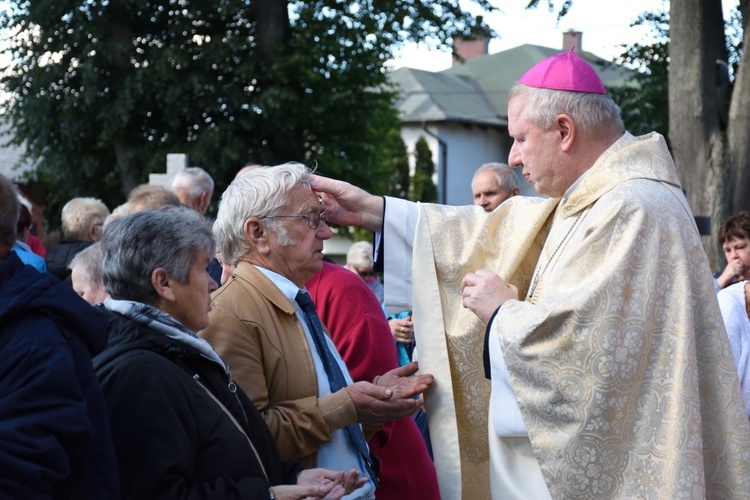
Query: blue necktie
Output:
[[295, 290, 379, 487]]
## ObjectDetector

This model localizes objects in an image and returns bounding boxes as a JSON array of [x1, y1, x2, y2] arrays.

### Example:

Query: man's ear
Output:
[[244, 218, 271, 254], [87, 224, 100, 242], [198, 190, 211, 214], [151, 268, 176, 303], [556, 114, 576, 152]]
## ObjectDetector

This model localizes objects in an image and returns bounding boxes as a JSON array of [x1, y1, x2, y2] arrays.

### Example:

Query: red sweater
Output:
[[307, 262, 439, 500]]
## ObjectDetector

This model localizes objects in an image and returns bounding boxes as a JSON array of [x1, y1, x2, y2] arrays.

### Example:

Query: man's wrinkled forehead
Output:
[[286, 184, 323, 213]]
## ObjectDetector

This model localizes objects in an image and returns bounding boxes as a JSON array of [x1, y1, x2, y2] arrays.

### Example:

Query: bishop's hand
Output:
[[461, 269, 518, 323]]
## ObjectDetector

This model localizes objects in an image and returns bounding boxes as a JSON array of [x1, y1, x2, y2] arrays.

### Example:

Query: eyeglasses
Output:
[[259, 211, 327, 230]]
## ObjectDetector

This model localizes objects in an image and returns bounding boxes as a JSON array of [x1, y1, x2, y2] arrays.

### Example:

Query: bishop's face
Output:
[[507, 97, 568, 198]]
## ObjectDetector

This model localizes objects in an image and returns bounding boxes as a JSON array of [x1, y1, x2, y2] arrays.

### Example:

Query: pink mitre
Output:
[[518, 48, 607, 95]]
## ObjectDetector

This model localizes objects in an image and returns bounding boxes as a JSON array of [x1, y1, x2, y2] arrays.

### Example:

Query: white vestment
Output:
[[717, 281, 750, 418], [383, 132, 750, 499]]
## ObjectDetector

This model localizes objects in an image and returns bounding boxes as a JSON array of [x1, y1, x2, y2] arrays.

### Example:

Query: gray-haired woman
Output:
[[94, 207, 363, 499]]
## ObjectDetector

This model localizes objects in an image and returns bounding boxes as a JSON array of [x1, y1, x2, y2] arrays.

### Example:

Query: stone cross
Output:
[[148, 153, 188, 188]]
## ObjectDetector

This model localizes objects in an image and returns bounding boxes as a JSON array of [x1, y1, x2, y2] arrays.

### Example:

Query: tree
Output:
[[410, 135, 437, 202], [0, 0, 494, 228], [381, 128, 411, 199], [607, 11, 670, 139], [669, 0, 746, 268], [530, 0, 744, 269]]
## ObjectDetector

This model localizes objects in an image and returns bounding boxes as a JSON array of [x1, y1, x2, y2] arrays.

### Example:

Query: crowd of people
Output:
[[2, 50, 750, 500]]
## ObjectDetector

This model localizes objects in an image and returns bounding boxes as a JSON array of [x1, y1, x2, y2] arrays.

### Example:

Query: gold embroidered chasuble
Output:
[[411, 133, 750, 499]]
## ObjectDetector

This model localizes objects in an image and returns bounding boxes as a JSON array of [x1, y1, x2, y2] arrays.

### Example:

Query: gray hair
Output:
[[100, 206, 215, 305], [103, 202, 131, 229], [473, 163, 518, 192], [127, 184, 181, 212], [69, 242, 104, 289], [214, 162, 310, 267], [508, 84, 624, 135], [61, 197, 110, 240], [171, 167, 215, 199], [0, 173, 19, 246], [346, 241, 375, 275]]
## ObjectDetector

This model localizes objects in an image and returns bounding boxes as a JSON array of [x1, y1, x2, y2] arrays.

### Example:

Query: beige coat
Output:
[[199, 262, 358, 468]]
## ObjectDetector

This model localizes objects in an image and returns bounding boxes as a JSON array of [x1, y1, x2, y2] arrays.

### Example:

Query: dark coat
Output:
[[45, 238, 92, 284], [93, 309, 302, 500], [0, 251, 119, 499]]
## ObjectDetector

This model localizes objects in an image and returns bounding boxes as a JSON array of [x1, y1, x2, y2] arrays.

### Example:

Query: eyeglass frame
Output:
[[258, 211, 327, 230]]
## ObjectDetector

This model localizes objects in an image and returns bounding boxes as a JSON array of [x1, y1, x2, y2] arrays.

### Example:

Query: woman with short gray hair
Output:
[[94, 206, 362, 499]]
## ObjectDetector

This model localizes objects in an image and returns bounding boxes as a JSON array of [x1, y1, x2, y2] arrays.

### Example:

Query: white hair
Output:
[[508, 84, 624, 135], [171, 167, 214, 199], [69, 242, 104, 288], [61, 197, 110, 241], [346, 241, 375, 275], [473, 163, 518, 192], [213, 162, 311, 266]]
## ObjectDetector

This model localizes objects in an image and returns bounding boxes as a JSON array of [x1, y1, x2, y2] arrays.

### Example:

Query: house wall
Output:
[[0, 121, 35, 181], [401, 122, 534, 207]]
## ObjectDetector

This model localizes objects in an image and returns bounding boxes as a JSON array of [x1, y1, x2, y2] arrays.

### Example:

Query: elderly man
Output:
[[127, 184, 181, 213], [0, 173, 118, 498], [171, 166, 214, 214], [200, 163, 433, 499], [45, 196, 109, 283], [69, 243, 108, 306], [471, 162, 520, 212], [345, 241, 383, 303], [170, 168, 222, 282], [313, 51, 750, 498]]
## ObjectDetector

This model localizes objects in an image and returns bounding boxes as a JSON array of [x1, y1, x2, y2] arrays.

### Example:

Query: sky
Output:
[[387, 0, 738, 72]]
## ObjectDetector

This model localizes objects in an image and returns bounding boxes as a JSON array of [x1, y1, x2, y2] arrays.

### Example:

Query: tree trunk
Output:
[[114, 140, 140, 196], [728, 1, 750, 217], [106, 9, 138, 196], [252, 0, 290, 54], [669, 0, 727, 269]]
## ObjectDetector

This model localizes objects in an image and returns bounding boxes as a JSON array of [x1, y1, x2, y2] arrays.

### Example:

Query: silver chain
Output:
[[527, 211, 584, 300]]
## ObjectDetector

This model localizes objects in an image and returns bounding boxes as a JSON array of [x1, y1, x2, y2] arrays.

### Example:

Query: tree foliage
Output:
[[607, 6, 743, 142], [533, 1, 745, 268], [381, 128, 410, 199], [410, 135, 436, 202], [607, 11, 670, 138], [0, 0, 494, 228]]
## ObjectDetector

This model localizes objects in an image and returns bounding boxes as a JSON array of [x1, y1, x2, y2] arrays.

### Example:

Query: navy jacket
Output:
[[94, 308, 302, 499], [0, 251, 119, 499], [45, 238, 92, 284]]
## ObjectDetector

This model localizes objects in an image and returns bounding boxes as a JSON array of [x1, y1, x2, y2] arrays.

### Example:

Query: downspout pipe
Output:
[[421, 121, 448, 204]]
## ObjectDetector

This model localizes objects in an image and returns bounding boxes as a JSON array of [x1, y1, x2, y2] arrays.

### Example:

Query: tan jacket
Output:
[[199, 262, 358, 467]]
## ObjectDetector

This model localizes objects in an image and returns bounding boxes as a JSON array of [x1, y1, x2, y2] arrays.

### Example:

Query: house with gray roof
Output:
[[388, 31, 633, 205]]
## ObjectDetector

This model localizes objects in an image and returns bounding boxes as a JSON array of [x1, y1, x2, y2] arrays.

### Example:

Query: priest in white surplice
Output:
[[312, 51, 750, 499]]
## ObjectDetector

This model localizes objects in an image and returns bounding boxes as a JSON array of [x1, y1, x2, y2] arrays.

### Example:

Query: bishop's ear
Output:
[[556, 114, 576, 152]]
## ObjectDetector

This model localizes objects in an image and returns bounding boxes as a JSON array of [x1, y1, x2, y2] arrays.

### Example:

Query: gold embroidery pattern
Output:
[[418, 133, 750, 499]]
